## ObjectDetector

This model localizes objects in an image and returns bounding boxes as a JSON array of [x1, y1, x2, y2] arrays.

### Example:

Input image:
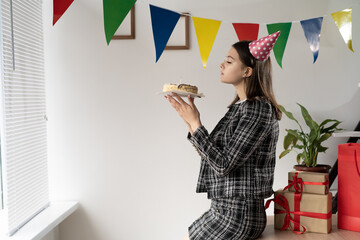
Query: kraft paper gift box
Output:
[[287, 171, 329, 195], [273, 190, 332, 234]]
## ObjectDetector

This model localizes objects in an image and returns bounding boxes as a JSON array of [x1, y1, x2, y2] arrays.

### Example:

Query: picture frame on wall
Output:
[[112, 6, 135, 40], [165, 13, 190, 50]]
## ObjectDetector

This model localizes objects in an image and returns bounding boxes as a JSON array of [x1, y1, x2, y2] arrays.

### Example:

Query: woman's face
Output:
[[220, 47, 252, 85]]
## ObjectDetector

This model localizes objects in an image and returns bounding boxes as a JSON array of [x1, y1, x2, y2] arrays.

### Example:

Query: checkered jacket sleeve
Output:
[[188, 100, 275, 177]]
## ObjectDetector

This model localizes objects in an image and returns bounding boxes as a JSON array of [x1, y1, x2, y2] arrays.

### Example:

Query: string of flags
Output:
[[53, 0, 355, 69]]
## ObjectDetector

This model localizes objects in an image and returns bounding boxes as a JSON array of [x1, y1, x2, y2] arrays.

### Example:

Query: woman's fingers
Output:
[[168, 93, 190, 112], [165, 93, 201, 130], [166, 93, 196, 115], [188, 95, 200, 114], [166, 95, 180, 110], [188, 95, 195, 108], [171, 92, 187, 105]]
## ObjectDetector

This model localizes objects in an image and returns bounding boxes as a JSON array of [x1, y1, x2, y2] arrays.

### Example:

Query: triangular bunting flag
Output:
[[150, 5, 181, 62], [267, 23, 292, 68], [300, 17, 323, 63], [53, 0, 74, 25], [103, 0, 137, 45], [232, 23, 259, 41], [331, 8, 354, 52], [192, 17, 221, 69]]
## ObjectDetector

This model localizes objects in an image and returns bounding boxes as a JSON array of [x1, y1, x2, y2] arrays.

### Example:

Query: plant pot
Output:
[[293, 164, 331, 173]]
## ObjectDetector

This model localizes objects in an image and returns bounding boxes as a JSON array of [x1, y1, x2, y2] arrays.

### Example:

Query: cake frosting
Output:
[[162, 83, 198, 94]]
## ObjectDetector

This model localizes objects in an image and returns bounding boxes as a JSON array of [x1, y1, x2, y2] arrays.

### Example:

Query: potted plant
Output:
[[279, 103, 343, 173]]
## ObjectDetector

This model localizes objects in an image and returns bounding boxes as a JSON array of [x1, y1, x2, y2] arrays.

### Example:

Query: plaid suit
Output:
[[187, 98, 279, 239]]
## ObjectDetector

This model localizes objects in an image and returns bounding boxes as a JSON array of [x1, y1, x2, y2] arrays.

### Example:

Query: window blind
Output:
[[0, 0, 49, 236]]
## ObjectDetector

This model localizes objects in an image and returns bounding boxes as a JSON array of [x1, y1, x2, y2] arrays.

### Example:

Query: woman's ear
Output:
[[244, 67, 253, 78]]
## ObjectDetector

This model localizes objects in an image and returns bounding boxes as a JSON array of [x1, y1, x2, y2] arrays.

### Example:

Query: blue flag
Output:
[[300, 17, 323, 63], [150, 5, 181, 62]]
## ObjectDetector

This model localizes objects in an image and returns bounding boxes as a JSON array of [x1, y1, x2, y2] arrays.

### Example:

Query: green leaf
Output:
[[309, 128, 319, 144], [318, 133, 331, 143], [297, 103, 314, 131], [312, 120, 320, 132], [279, 149, 292, 159], [322, 121, 341, 133], [293, 145, 304, 149], [279, 105, 303, 131], [292, 136, 298, 146], [319, 119, 338, 128], [286, 129, 304, 141], [318, 145, 328, 152], [279, 105, 298, 122], [284, 133, 295, 150], [296, 153, 303, 164]]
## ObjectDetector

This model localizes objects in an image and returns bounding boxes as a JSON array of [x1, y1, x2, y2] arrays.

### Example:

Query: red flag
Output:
[[232, 23, 259, 41], [53, 0, 74, 25]]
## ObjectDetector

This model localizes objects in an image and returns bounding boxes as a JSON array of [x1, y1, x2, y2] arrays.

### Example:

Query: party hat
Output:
[[249, 31, 281, 61]]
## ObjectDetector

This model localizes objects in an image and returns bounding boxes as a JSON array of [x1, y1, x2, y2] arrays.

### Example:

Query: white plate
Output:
[[158, 90, 205, 98]]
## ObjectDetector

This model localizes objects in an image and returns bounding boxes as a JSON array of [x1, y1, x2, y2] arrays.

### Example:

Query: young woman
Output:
[[165, 33, 282, 240]]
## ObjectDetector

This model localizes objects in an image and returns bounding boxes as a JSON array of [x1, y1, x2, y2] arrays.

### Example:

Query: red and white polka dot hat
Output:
[[249, 31, 281, 61]]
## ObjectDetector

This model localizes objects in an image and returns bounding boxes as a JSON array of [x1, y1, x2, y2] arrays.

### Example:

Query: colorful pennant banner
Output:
[[103, 0, 137, 45], [300, 17, 323, 63], [53, 0, 74, 25], [150, 5, 181, 62], [192, 17, 222, 69], [53, 1, 357, 69]]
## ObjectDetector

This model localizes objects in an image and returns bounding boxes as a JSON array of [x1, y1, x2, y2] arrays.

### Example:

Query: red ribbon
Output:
[[265, 193, 332, 234], [283, 172, 304, 197], [266, 172, 331, 234], [294, 192, 301, 231], [283, 172, 331, 232], [284, 172, 329, 194], [265, 194, 306, 234]]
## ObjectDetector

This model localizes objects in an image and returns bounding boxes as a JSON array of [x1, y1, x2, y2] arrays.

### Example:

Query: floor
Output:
[[258, 214, 360, 240]]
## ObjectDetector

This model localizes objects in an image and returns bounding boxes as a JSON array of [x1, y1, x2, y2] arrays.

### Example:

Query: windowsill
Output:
[[0, 201, 79, 240]]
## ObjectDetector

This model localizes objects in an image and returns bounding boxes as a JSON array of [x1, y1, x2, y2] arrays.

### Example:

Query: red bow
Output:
[[282, 171, 330, 199], [265, 194, 306, 234], [283, 172, 304, 198], [265, 193, 332, 234]]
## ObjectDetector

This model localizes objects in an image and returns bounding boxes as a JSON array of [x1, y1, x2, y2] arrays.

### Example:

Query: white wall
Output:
[[43, 0, 360, 239]]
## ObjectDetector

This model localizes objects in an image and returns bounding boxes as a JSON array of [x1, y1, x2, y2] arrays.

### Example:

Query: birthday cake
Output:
[[162, 83, 198, 94]]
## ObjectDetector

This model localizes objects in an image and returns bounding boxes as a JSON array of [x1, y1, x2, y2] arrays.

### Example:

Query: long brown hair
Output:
[[229, 41, 282, 120]]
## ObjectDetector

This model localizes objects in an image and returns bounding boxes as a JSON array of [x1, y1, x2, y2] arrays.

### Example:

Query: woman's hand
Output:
[[165, 92, 202, 134]]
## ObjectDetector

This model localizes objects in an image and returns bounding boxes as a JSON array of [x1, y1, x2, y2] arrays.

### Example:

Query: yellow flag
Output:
[[192, 17, 221, 69], [331, 8, 354, 52]]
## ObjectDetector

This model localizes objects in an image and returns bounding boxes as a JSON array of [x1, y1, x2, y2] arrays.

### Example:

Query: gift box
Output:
[[286, 171, 329, 195], [272, 190, 332, 234]]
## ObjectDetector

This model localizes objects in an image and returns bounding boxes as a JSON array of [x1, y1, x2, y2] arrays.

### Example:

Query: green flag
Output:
[[267, 23, 292, 68], [103, 0, 136, 45]]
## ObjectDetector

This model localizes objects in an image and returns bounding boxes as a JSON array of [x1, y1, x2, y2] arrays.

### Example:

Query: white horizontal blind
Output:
[[0, 0, 49, 236]]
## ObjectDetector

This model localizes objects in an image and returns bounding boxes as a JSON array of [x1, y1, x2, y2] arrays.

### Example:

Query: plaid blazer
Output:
[[188, 98, 279, 199]]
